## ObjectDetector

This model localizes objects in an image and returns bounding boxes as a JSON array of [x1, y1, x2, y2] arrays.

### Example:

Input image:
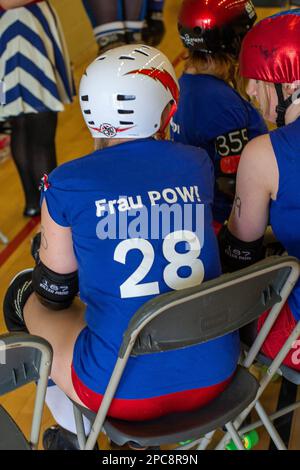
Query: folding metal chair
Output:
[[0, 333, 52, 450], [70, 255, 299, 451], [230, 354, 300, 449], [214, 257, 300, 450], [225, 315, 300, 449]]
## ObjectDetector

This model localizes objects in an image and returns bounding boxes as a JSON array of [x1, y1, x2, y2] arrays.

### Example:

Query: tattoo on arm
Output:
[[41, 226, 48, 250], [234, 196, 242, 218]]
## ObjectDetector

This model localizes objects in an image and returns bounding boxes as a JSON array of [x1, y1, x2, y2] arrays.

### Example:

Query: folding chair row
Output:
[[0, 256, 299, 450]]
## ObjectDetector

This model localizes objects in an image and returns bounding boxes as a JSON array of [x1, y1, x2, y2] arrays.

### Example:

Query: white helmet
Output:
[[79, 44, 179, 139]]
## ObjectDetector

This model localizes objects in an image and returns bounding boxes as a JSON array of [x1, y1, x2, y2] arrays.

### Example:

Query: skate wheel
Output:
[[226, 430, 259, 450], [243, 430, 259, 449], [178, 439, 195, 446]]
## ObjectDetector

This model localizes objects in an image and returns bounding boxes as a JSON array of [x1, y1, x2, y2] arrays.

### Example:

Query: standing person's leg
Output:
[[82, 0, 126, 52], [26, 111, 58, 202], [123, 0, 147, 43], [142, 0, 165, 46], [10, 115, 40, 216], [10, 112, 58, 217]]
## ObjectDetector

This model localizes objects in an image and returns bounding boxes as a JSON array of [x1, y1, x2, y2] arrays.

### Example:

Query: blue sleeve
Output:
[[40, 171, 70, 227]]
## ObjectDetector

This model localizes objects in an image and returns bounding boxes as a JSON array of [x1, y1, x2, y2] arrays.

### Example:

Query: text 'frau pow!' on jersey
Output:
[[41, 138, 240, 399]]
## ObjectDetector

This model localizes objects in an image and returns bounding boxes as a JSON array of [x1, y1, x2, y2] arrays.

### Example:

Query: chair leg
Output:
[[254, 401, 287, 450], [238, 401, 300, 436], [73, 405, 87, 450], [195, 431, 216, 450], [224, 422, 245, 450]]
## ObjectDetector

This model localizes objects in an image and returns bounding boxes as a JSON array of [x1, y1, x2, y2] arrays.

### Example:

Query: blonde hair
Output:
[[186, 51, 247, 97]]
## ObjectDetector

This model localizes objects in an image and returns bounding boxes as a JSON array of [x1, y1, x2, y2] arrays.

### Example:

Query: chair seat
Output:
[[104, 366, 258, 446], [73, 366, 259, 447], [0, 406, 31, 450]]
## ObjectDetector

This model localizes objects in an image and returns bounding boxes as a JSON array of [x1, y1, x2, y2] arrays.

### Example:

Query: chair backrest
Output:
[[120, 256, 300, 357], [83, 256, 300, 450], [0, 333, 52, 395], [0, 333, 53, 449]]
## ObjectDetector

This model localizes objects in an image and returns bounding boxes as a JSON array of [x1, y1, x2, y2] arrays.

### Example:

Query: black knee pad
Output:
[[3, 269, 34, 333]]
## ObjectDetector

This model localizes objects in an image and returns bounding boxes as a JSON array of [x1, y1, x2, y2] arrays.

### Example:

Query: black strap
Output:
[[275, 83, 293, 128]]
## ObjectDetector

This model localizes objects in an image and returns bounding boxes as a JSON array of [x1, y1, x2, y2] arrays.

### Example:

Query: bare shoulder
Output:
[[238, 133, 278, 198], [241, 133, 274, 167]]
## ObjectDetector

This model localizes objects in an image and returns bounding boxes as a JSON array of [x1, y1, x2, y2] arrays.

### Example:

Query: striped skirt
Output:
[[0, 1, 74, 121]]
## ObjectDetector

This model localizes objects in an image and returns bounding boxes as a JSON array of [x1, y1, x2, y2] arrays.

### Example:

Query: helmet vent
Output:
[[194, 27, 202, 34], [97, 56, 106, 60], [81, 95, 89, 102], [117, 95, 136, 101], [134, 49, 149, 57], [84, 109, 91, 115], [120, 121, 134, 125], [88, 121, 95, 125], [119, 56, 135, 60], [118, 109, 134, 114]]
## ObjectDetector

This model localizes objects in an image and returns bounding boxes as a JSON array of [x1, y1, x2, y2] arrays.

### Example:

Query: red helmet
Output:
[[240, 11, 300, 84], [178, 0, 257, 56]]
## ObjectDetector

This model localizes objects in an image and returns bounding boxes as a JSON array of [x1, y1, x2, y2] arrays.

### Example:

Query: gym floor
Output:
[[0, 0, 299, 450]]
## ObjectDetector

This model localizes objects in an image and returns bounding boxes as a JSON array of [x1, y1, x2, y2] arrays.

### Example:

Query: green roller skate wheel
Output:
[[226, 430, 259, 450], [178, 439, 195, 446]]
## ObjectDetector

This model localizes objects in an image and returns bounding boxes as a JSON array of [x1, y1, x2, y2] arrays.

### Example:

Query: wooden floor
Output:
[[0, 0, 299, 450]]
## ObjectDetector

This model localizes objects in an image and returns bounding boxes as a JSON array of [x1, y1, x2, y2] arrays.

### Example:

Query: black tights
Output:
[[84, 0, 146, 24], [10, 112, 57, 209]]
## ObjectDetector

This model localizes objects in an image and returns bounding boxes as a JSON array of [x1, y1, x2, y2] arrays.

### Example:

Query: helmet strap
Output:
[[275, 83, 293, 128], [158, 101, 178, 140]]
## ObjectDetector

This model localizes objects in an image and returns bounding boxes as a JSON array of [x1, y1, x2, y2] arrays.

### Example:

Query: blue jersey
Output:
[[171, 73, 267, 223], [270, 118, 300, 321], [42, 138, 239, 399]]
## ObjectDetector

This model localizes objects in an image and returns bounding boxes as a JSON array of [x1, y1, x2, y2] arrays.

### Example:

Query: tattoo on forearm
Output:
[[234, 196, 242, 218], [41, 225, 48, 250]]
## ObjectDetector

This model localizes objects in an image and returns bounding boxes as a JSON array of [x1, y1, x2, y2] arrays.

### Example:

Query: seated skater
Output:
[[171, 0, 267, 233], [219, 10, 300, 371], [82, 0, 165, 52], [3, 45, 239, 449]]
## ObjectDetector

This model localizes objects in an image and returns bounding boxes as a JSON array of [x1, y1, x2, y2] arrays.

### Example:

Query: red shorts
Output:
[[71, 366, 234, 421], [257, 302, 300, 371]]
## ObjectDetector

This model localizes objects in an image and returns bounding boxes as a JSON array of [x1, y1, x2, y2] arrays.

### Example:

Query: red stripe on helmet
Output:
[[126, 68, 179, 103]]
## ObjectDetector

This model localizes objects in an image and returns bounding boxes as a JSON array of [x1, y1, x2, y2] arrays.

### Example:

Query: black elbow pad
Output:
[[218, 225, 265, 273], [32, 262, 79, 310], [31, 232, 41, 264]]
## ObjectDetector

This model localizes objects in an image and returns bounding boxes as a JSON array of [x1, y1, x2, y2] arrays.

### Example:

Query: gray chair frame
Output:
[[212, 258, 300, 450], [71, 256, 299, 451], [226, 353, 300, 449], [213, 325, 300, 449], [0, 333, 52, 450]]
